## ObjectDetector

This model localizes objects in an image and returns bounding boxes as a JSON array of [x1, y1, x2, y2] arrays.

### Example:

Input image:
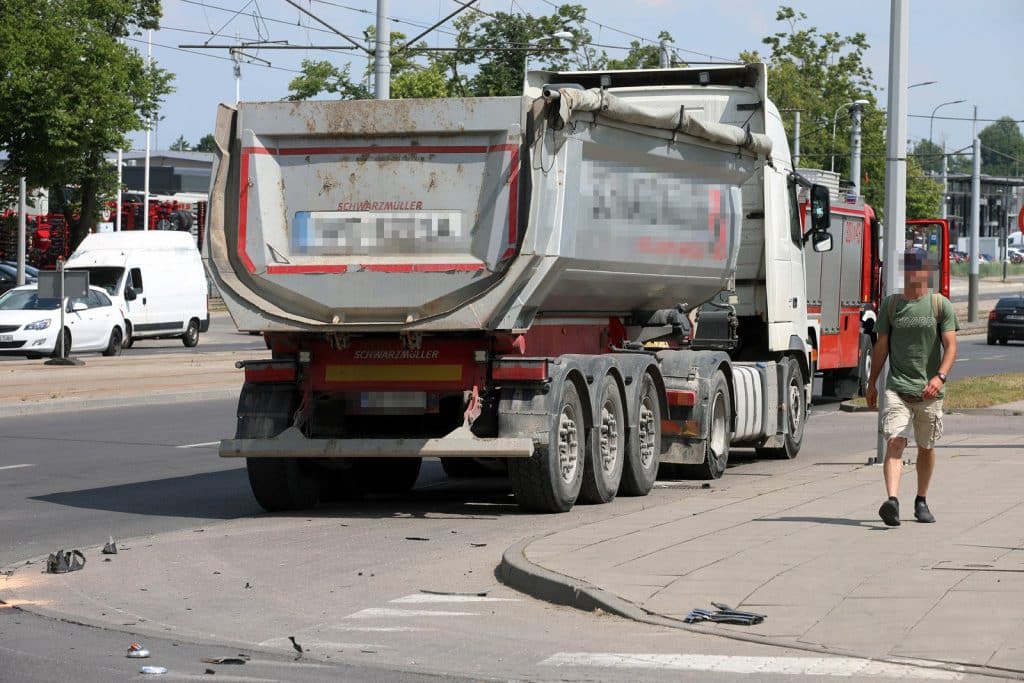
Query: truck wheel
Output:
[[239, 384, 319, 512], [508, 379, 586, 513], [756, 357, 806, 460], [318, 462, 366, 503], [354, 458, 422, 495], [677, 370, 731, 479], [182, 318, 200, 347], [579, 376, 625, 504], [857, 333, 873, 396], [619, 373, 662, 497]]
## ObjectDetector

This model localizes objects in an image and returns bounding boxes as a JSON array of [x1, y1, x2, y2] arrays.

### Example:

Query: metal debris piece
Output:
[[421, 589, 488, 597], [405, 536, 430, 541], [200, 657, 247, 665], [46, 549, 85, 574], [684, 603, 766, 626], [102, 537, 117, 555], [127, 642, 150, 658], [139, 666, 168, 674]]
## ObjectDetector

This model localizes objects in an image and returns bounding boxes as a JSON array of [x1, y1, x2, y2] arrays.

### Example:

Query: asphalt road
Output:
[[1, 399, 942, 683]]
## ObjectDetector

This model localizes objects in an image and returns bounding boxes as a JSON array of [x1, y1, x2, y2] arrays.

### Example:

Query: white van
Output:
[[66, 231, 209, 347]]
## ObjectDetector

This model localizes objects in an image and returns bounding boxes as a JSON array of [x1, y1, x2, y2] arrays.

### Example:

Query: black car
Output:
[[0, 263, 37, 296], [988, 296, 1024, 345]]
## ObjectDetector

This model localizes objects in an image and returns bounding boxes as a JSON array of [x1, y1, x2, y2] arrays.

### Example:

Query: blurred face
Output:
[[905, 265, 930, 288]]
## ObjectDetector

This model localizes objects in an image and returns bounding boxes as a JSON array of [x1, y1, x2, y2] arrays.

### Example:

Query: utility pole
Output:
[[374, 0, 390, 99], [875, 0, 909, 465], [232, 46, 242, 104], [940, 144, 948, 220], [17, 177, 27, 286], [116, 149, 123, 232], [849, 102, 865, 196], [793, 111, 801, 168], [143, 28, 152, 231], [659, 39, 671, 68], [969, 136, 981, 322]]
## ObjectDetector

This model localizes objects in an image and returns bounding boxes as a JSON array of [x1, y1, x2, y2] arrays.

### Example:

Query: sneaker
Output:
[[878, 498, 901, 526], [914, 499, 936, 523]]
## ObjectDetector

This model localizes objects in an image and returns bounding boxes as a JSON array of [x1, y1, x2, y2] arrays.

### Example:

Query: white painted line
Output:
[[327, 625, 427, 633], [0, 464, 33, 471], [540, 653, 963, 680], [346, 607, 478, 619], [175, 441, 220, 449], [390, 593, 519, 604], [259, 636, 390, 651]]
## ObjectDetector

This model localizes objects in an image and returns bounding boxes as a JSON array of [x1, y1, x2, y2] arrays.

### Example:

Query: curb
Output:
[[497, 534, 1024, 681], [839, 401, 874, 413], [0, 388, 239, 418]]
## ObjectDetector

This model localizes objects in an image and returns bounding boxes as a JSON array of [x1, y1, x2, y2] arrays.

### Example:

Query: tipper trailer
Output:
[[206, 63, 833, 513]]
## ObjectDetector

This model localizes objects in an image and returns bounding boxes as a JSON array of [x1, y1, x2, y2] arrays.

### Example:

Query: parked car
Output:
[[988, 296, 1024, 345], [1, 261, 40, 278], [0, 284, 126, 358], [0, 263, 38, 295], [1006, 248, 1024, 265]]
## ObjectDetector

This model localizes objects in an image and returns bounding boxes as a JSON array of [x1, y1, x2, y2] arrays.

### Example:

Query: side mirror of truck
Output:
[[811, 230, 834, 253], [124, 287, 137, 302], [809, 185, 831, 232]]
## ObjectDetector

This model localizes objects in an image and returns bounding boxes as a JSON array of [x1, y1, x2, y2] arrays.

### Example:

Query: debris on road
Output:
[[470, 543, 487, 547], [200, 656, 247, 665], [421, 589, 488, 597], [127, 642, 150, 658], [204, 668, 215, 675], [684, 603, 766, 625], [102, 537, 118, 554], [288, 635, 303, 658], [45, 549, 85, 574], [405, 537, 430, 541], [139, 666, 168, 674]]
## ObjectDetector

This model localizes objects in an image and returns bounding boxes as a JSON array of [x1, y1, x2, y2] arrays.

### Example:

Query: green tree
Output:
[[193, 134, 217, 153], [910, 138, 944, 175], [978, 116, 1024, 177], [741, 7, 883, 208], [391, 65, 450, 99], [286, 59, 369, 101], [169, 135, 191, 152], [905, 156, 943, 219], [0, 0, 173, 247]]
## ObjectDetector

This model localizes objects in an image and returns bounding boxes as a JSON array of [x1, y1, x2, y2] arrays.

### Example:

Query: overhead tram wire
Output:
[[125, 35, 304, 73]]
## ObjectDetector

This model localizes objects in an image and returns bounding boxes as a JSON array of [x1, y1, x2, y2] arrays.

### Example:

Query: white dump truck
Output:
[[206, 63, 833, 513]]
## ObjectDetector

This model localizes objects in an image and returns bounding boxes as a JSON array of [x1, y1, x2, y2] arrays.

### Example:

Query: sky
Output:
[[133, 0, 1024, 156]]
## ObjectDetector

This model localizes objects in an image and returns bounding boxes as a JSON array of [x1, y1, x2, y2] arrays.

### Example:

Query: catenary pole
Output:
[[143, 29, 152, 230], [969, 136, 981, 322], [793, 111, 801, 168], [850, 103, 864, 196], [374, 0, 390, 99], [875, 0, 910, 465], [17, 177, 27, 285]]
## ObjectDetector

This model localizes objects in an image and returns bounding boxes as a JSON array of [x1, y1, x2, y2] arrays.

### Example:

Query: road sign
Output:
[[38, 270, 89, 299], [1018, 206, 1024, 234]]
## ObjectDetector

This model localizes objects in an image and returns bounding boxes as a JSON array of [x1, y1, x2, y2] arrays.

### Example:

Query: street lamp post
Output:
[[831, 99, 870, 173], [929, 99, 966, 146]]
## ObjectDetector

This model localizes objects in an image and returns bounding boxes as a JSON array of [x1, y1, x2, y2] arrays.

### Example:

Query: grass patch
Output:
[[950, 262, 1024, 278], [844, 372, 1024, 410]]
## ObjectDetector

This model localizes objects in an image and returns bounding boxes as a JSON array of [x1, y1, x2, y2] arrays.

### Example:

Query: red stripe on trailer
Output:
[[666, 389, 698, 407], [237, 143, 520, 276], [244, 365, 297, 384]]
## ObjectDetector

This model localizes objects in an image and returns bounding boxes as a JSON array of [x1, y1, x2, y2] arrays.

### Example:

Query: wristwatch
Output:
[[937, 372, 948, 383]]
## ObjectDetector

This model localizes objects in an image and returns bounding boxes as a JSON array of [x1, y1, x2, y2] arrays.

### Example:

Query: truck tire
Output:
[[619, 373, 662, 496], [239, 384, 319, 512], [756, 357, 806, 460], [354, 458, 422, 495], [579, 376, 625, 504], [508, 379, 586, 513], [857, 333, 873, 396], [676, 370, 731, 479]]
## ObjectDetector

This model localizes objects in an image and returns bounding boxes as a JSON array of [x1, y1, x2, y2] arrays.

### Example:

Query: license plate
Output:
[[0, 334, 12, 342], [360, 392, 427, 410], [1006, 315, 1024, 321]]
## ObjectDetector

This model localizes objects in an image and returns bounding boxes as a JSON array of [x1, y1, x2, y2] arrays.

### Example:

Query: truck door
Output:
[[123, 267, 148, 333]]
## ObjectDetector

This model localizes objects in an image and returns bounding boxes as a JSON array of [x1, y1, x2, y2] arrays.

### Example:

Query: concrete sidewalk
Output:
[[502, 410, 1024, 677]]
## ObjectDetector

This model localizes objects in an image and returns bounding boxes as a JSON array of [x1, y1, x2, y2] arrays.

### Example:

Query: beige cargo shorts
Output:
[[881, 389, 944, 448]]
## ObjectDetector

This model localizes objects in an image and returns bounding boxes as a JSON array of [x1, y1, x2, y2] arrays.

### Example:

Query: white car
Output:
[[0, 285, 127, 359]]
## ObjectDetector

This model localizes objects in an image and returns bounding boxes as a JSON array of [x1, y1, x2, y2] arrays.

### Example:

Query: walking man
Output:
[[865, 249, 958, 526]]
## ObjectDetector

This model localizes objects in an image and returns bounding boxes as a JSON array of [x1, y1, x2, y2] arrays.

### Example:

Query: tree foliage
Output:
[[905, 156, 944, 219], [978, 116, 1024, 177], [169, 135, 190, 151], [0, 0, 173, 246], [193, 134, 217, 153], [287, 59, 369, 101]]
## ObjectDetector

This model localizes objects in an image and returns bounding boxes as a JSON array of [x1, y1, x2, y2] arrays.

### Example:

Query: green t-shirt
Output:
[[876, 291, 959, 398]]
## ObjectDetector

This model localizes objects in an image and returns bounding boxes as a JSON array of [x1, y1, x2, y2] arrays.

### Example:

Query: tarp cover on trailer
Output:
[[547, 88, 773, 156]]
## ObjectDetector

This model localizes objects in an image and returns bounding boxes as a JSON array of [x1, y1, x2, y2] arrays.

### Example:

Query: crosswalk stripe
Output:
[[327, 625, 426, 632], [0, 464, 33, 471], [540, 653, 963, 680], [346, 607, 478, 619], [390, 593, 519, 604]]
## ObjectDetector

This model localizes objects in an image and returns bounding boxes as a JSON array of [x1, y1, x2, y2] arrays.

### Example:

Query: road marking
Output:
[[346, 607, 478, 619], [540, 653, 963, 679], [0, 464, 33, 471], [259, 636, 389, 651], [175, 441, 220, 449], [327, 625, 426, 632], [390, 593, 519, 604]]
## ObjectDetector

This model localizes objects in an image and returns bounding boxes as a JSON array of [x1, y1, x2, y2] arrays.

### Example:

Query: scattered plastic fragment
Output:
[[288, 636, 303, 656], [684, 603, 765, 625], [421, 589, 488, 597], [102, 537, 118, 555], [46, 549, 85, 574], [139, 666, 168, 674], [470, 543, 487, 547], [405, 537, 430, 541], [200, 657, 247, 665], [204, 669, 215, 675], [127, 642, 150, 658]]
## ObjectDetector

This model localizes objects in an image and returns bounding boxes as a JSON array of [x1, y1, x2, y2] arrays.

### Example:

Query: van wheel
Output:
[[102, 327, 123, 356], [619, 373, 662, 496], [508, 379, 587, 513], [122, 322, 134, 349], [182, 318, 200, 347]]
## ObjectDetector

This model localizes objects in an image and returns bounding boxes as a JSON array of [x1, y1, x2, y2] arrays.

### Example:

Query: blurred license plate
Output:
[[0, 335, 13, 342], [1007, 315, 1024, 321], [360, 392, 427, 410]]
